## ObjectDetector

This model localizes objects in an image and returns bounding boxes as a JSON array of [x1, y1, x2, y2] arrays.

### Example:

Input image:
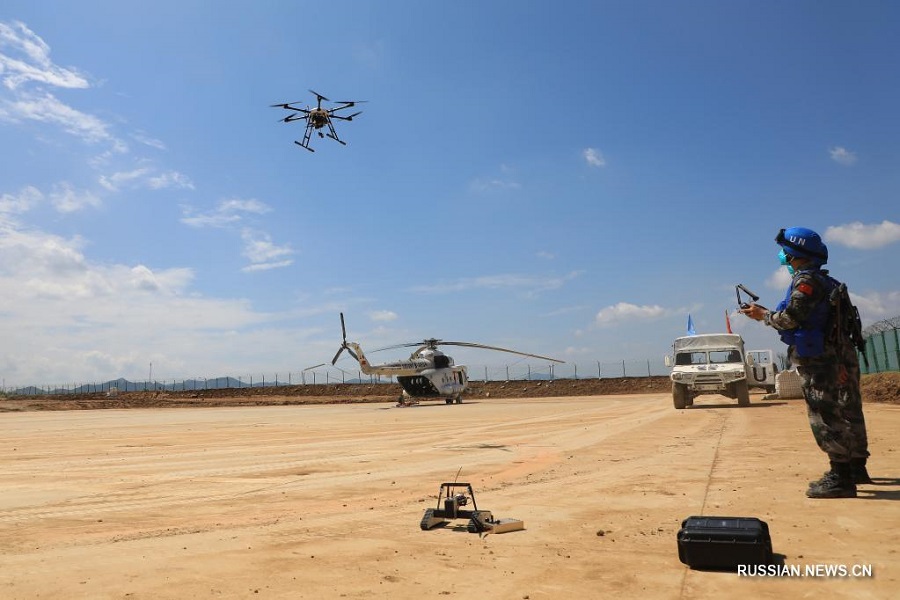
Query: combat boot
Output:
[[851, 457, 872, 485], [808, 469, 832, 489], [806, 462, 856, 499]]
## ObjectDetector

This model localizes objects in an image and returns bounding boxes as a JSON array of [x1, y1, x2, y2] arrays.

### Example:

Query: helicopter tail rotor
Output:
[[332, 312, 359, 364]]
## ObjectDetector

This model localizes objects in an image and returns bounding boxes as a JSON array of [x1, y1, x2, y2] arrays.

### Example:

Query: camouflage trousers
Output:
[[797, 358, 869, 463]]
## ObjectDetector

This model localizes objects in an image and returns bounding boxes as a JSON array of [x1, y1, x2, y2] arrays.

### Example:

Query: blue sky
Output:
[[1, 1, 899, 387]]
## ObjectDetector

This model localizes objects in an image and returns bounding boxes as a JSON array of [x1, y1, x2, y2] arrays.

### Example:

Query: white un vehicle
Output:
[[664, 333, 777, 409]]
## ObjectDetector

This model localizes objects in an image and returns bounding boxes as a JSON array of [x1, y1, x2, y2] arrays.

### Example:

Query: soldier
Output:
[[741, 227, 870, 498]]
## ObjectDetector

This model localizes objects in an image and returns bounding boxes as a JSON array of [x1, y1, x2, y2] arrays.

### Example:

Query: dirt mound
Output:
[[861, 371, 900, 404]]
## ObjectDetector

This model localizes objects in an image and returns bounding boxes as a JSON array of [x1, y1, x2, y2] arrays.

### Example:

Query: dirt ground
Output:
[[0, 380, 897, 599]]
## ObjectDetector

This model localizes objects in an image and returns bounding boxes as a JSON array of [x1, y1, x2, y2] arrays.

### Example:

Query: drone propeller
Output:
[[330, 111, 362, 121], [308, 89, 330, 102], [271, 102, 308, 110], [331, 312, 359, 365]]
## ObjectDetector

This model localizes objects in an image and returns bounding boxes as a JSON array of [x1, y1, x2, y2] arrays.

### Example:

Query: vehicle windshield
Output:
[[675, 349, 742, 365], [710, 350, 742, 364], [675, 352, 707, 366]]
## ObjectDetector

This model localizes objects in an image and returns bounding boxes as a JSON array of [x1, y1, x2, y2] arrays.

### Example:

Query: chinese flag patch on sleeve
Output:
[[796, 282, 814, 295]]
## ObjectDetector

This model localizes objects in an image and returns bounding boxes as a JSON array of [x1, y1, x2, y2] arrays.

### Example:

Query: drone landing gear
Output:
[[294, 141, 314, 152]]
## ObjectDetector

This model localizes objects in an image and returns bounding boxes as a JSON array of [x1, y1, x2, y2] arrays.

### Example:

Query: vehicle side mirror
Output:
[[664, 356, 673, 368], [746, 354, 755, 366]]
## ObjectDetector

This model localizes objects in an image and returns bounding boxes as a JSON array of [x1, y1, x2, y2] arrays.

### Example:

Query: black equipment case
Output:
[[677, 516, 773, 569]]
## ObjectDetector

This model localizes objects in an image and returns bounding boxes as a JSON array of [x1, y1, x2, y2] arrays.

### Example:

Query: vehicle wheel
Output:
[[420, 508, 435, 530], [766, 385, 776, 394], [685, 395, 694, 407], [455, 396, 462, 404], [673, 383, 687, 409], [445, 398, 453, 404], [736, 380, 750, 406]]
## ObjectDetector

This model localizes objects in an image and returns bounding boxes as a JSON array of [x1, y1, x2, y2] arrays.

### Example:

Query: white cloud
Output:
[[411, 271, 581, 295], [49, 182, 101, 213], [132, 131, 166, 150], [220, 198, 270, 214], [181, 200, 291, 272], [98, 167, 152, 192], [0, 219, 302, 384], [564, 346, 593, 355], [0, 185, 42, 214], [766, 267, 792, 290], [536, 250, 556, 260], [829, 146, 857, 166], [2, 91, 126, 150], [369, 310, 398, 322], [240, 229, 294, 271], [824, 220, 900, 250], [100, 167, 194, 192], [469, 177, 521, 192], [148, 170, 194, 190], [181, 198, 271, 228], [850, 290, 900, 324], [0, 21, 89, 90], [594, 302, 668, 326], [583, 147, 606, 168]]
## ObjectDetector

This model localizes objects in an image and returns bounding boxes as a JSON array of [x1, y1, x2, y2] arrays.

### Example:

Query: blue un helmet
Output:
[[775, 227, 828, 265]]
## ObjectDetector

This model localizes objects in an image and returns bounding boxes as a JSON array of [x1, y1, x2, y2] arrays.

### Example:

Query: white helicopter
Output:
[[331, 313, 564, 406]]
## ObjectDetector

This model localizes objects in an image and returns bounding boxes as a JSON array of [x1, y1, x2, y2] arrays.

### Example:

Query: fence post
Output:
[[881, 331, 891, 371], [869, 337, 881, 373], [622, 360, 626, 377], [893, 328, 900, 371]]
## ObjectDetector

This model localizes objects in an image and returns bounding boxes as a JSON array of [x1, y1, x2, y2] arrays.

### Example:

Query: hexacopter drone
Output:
[[271, 89, 363, 152]]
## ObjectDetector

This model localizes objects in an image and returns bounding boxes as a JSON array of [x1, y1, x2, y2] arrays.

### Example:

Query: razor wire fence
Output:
[[1, 359, 671, 396]]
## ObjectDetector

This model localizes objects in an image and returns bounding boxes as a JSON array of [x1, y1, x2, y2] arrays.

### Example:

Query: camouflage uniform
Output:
[[765, 269, 869, 465]]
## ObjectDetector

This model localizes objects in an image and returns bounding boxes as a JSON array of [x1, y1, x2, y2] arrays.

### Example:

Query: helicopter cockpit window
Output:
[[434, 355, 450, 368]]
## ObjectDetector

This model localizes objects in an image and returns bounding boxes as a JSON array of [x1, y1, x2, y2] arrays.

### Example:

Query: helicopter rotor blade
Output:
[[434, 341, 565, 363], [331, 347, 345, 366], [368, 340, 434, 354]]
